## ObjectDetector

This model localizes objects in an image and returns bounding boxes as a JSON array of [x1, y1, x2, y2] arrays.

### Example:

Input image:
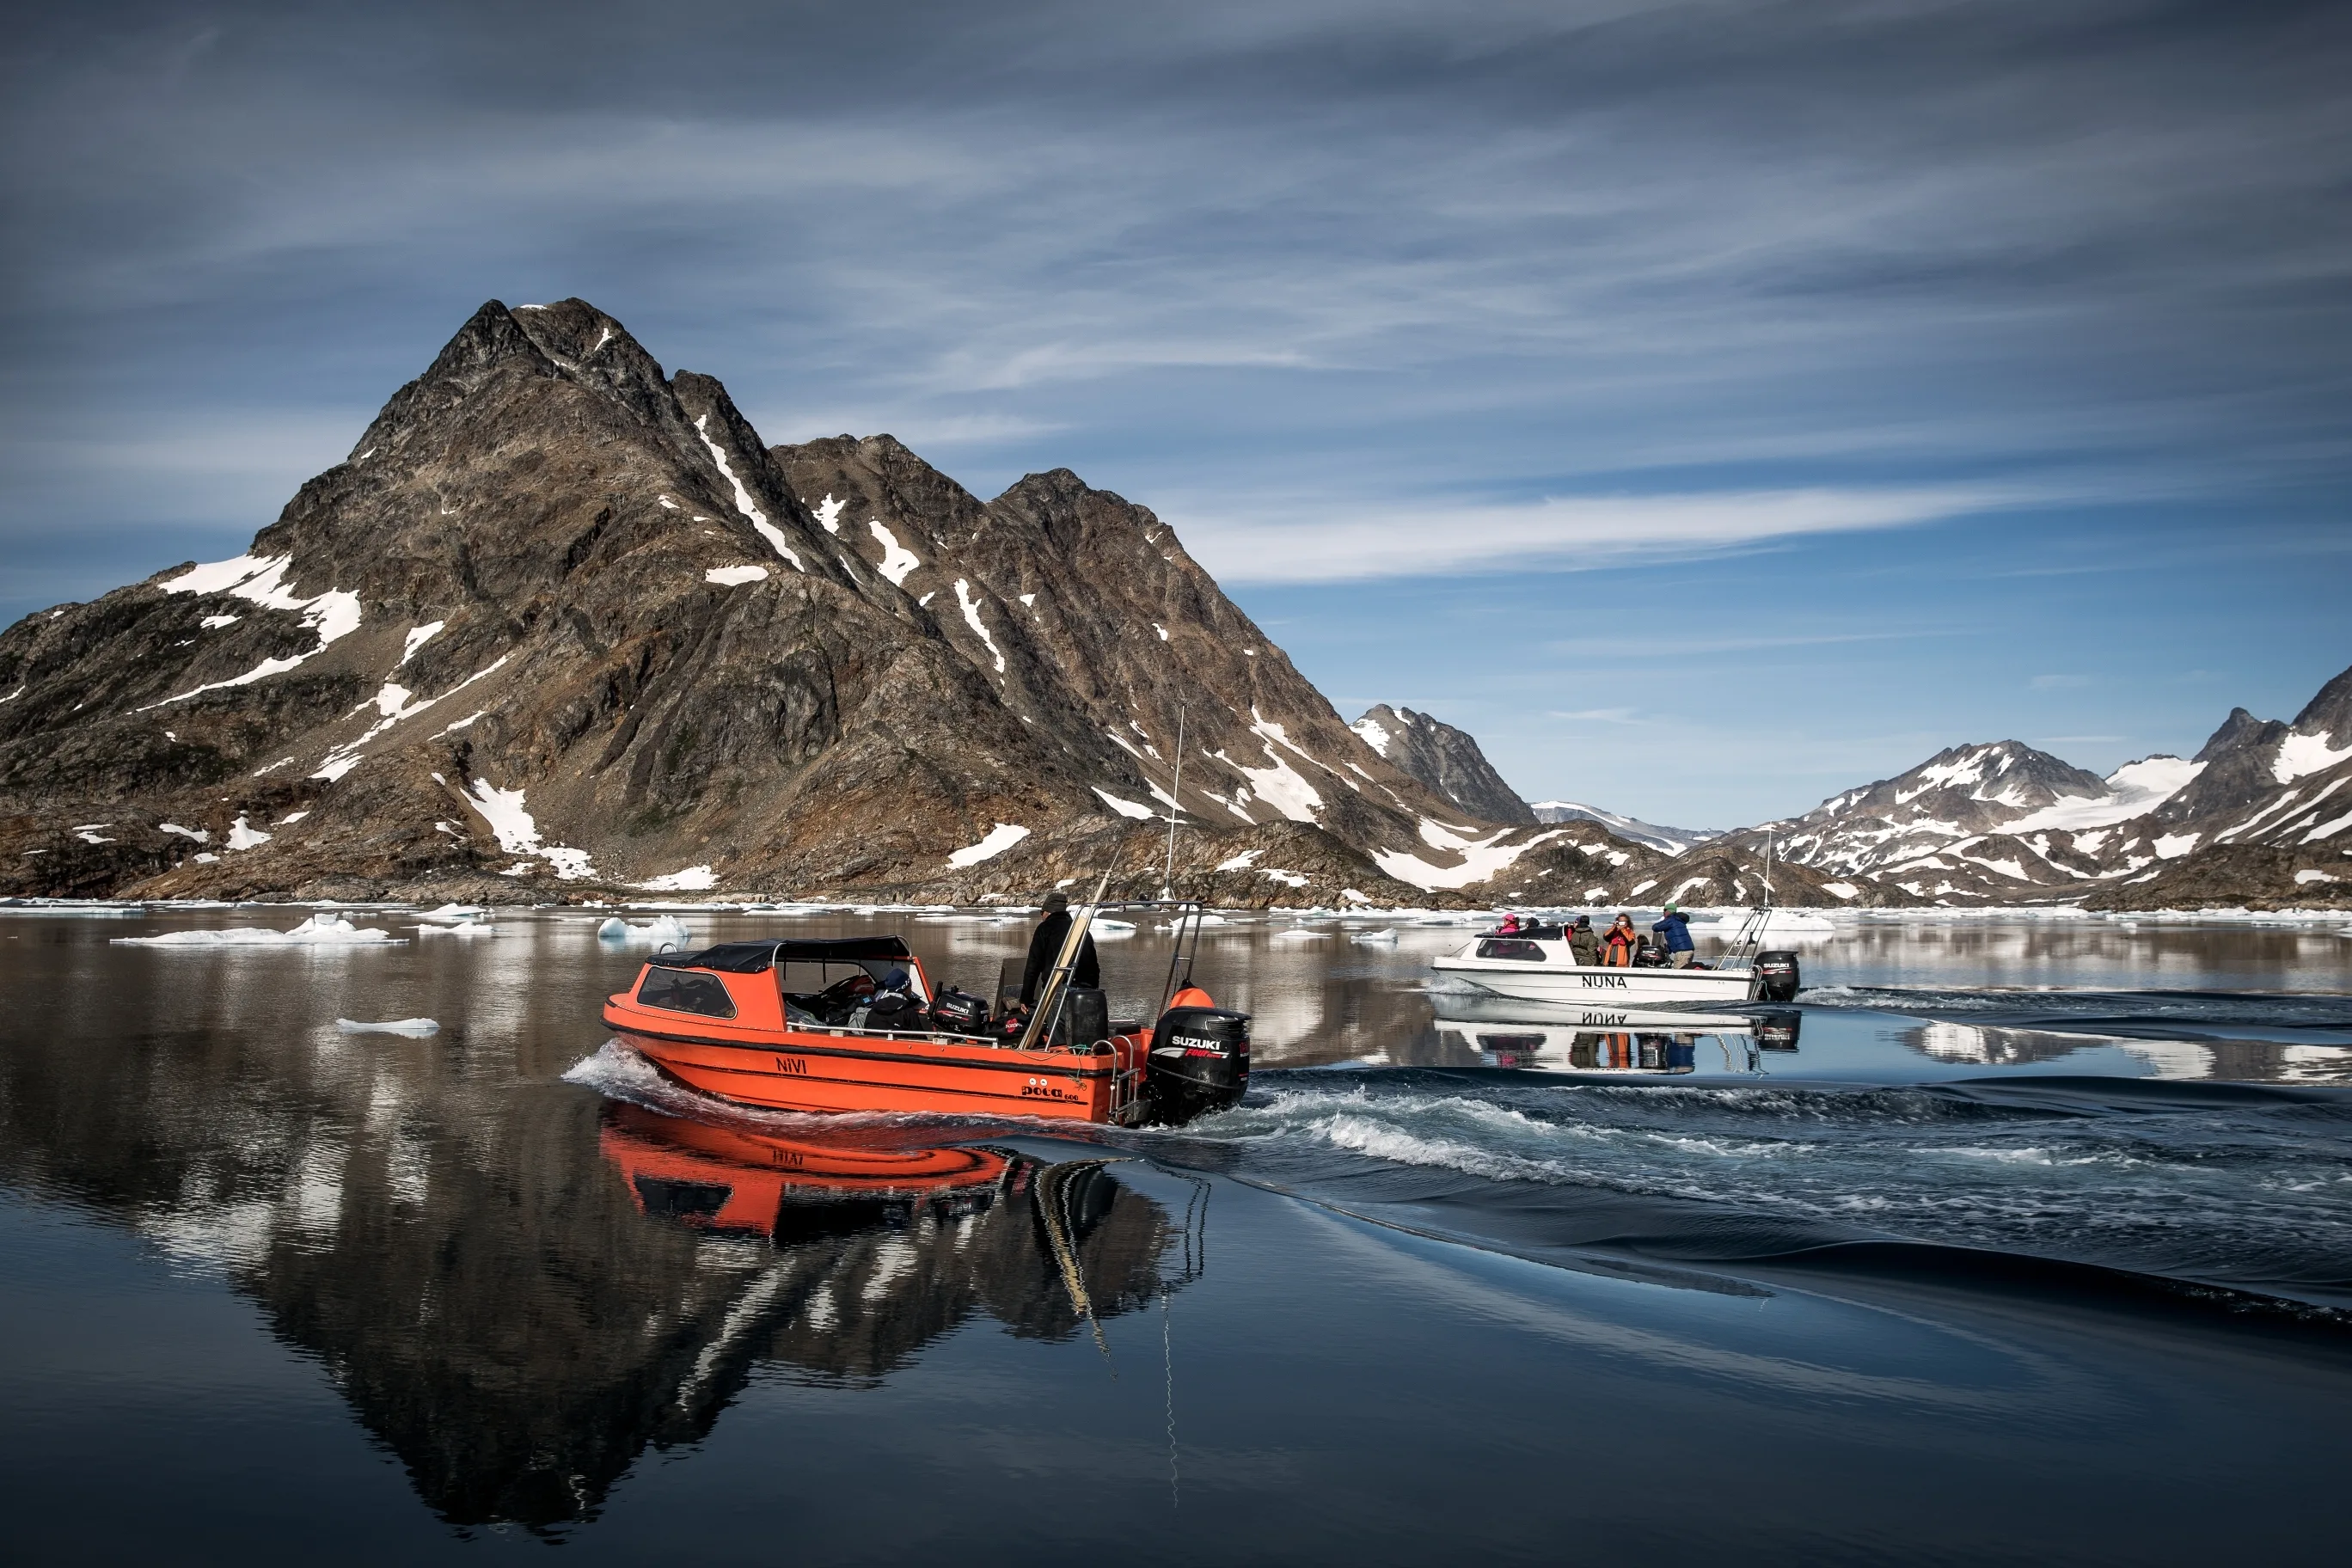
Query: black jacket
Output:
[[1020, 910, 1100, 1005]]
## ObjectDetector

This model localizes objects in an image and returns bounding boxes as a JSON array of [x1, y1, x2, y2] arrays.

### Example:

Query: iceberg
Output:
[[597, 915, 692, 951], [113, 914, 401, 946], [336, 1017, 441, 1036]]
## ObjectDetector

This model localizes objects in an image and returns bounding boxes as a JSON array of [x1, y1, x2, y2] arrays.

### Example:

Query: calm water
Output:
[[3, 904, 2350, 1563]]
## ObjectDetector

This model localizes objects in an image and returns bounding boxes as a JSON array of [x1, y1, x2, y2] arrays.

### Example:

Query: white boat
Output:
[[1429, 906, 1803, 1005]]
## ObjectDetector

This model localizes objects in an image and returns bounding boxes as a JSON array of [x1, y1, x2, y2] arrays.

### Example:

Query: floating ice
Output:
[[336, 1017, 441, 1035], [113, 914, 401, 946], [598, 915, 692, 950]]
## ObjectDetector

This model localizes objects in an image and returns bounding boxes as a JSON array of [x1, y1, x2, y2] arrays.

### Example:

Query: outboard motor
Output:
[[1144, 1005, 1251, 1125], [1050, 986, 1111, 1050], [1755, 951, 1801, 1002], [1755, 1008, 1802, 1050]]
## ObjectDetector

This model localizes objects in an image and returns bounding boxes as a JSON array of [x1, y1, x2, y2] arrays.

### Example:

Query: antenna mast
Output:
[[1161, 705, 1185, 898]]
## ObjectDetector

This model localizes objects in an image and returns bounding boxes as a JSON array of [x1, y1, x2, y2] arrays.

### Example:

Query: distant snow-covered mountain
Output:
[[1527, 801, 1719, 855], [1716, 661, 2352, 909]]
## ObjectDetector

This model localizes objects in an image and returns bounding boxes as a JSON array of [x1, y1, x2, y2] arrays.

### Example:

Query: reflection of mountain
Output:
[[0, 994, 1195, 1533], [1902, 1020, 2090, 1067]]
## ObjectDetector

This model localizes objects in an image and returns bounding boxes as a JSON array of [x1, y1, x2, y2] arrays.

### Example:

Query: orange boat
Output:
[[600, 904, 1250, 1126]]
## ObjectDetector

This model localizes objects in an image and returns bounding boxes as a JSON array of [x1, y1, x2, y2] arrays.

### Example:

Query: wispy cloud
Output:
[[1171, 486, 2019, 583]]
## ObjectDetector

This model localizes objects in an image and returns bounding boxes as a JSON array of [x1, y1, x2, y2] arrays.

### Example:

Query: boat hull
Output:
[[1430, 953, 1758, 1005], [608, 1020, 1142, 1122]]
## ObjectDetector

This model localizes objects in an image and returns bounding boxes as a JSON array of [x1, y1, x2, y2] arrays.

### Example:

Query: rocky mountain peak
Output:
[[2195, 707, 2282, 763], [1350, 705, 1534, 824], [1, 297, 1602, 907], [2291, 666, 2352, 747]]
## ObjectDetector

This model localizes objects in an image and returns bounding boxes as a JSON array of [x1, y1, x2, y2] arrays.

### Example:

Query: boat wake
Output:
[[1801, 983, 2352, 1041], [1167, 1069, 2352, 1312]]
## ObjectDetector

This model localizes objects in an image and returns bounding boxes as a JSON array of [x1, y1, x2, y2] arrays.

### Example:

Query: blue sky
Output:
[[3, 1, 2346, 825]]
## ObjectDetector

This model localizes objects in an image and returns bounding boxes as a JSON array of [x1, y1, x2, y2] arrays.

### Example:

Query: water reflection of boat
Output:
[[597, 1101, 1205, 1375], [601, 1102, 1014, 1240], [1433, 1004, 1799, 1074]]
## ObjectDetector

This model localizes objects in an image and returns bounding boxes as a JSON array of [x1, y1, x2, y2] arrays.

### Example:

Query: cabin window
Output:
[[776, 959, 928, 1001], [637, 968, 738, 1019], [1476, 938, 1547, 962]]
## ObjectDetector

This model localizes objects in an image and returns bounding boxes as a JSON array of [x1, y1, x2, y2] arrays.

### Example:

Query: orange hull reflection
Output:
[[600, 1101, 1013, 1237]]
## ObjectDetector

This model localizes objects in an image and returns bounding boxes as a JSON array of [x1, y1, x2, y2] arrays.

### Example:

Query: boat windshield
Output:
[[775, 959, 929, 1002]]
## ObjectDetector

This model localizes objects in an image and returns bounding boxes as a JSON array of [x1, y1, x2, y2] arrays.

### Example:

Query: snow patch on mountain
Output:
[[147, 554, 364, 708], [1528, 800, 1718, 854], [695, 414, 804, 572], [2275, 731, 2352, 784], [463, 777, 596, 880], [947, 823, 1029, 867], [2004, 755, 2203, 834], [953, 580, 1005, 673], [868, 520, 920, 585], [1093, 788, 1157, 821]]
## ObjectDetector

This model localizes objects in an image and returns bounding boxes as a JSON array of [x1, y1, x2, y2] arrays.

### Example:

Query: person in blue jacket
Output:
[[1651, 903, 1697, 968]]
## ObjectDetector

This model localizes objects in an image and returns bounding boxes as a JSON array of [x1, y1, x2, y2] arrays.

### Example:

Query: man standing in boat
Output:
[[1020, 891, 1100, 1010], [1651, 903, 1697, 969]]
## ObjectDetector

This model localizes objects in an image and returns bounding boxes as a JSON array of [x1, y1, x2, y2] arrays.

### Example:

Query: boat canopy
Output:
[[650, 936, 915, 973]]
